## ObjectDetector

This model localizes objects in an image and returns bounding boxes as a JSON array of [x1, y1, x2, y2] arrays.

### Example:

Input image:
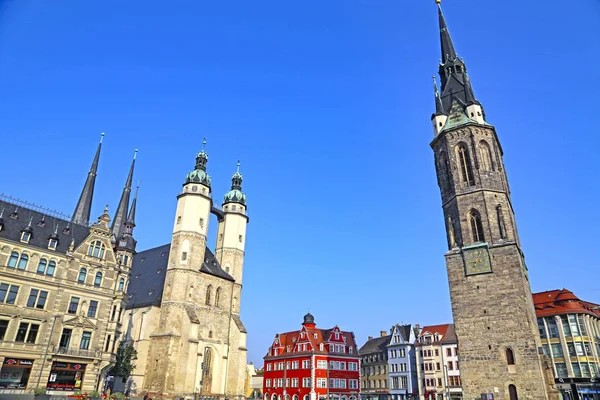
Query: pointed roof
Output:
[[434, 2, 481, 114], [72, 133, 103, 225], [126, 186, 138, 227], [438, 3, 457, 65], [111, 150, 137, 240], [433, 76, 446, 117]]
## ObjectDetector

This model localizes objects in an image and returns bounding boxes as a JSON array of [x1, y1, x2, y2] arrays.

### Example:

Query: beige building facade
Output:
[[0, 136, 137, 394], [123, 146, 249, 400]]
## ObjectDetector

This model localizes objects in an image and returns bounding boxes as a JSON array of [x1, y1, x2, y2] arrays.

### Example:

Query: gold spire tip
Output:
[[435, 0, 441, 4]]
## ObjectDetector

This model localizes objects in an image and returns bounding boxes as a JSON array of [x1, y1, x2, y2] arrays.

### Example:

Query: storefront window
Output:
[[0, 359, 34, 390], [581, 364, 591, 377], [47, 362, 87, 391]]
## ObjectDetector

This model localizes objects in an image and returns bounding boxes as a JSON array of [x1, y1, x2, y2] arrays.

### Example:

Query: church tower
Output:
[[144, 140, 213, 396], [429, 2, 554, 400], [215, 161, 249, 397]]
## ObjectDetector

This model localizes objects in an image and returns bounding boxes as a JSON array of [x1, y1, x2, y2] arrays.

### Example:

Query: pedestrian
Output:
[[143, 394, 149, 400]]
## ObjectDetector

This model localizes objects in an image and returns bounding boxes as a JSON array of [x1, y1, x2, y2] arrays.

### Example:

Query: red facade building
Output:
[[263, 313, 361, 400]]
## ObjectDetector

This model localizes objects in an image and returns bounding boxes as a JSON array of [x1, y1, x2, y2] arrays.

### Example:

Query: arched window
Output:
[[205, 285, 212, 305], [7, 252, 19, 268], [497, 205, 507, 239], [456, 143, 475, 186], [508, 385, 518, 400], [272, 394, 277, 400], [470, 210, 485, 243], [94, 272, 103, 287], [46, 261, 56, 276], [478, 140, 494, 171], [506, 348, 515, 365], [438, 151, 452, 190], [118, 278, 125, 291], [215, 287, 221, 308], [78, 268, 87, 283], [87, 240, 106, 259], [17, 253, 29, 270], [37, 259, 48, 274]]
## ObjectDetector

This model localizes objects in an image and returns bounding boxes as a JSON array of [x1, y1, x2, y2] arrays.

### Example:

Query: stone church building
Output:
[[123, 142, 249, 400]]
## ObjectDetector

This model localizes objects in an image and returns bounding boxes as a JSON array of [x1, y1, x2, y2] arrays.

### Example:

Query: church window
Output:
[[7, 252, 18, 268], [239, 234, 243, 243], [456, 143, 475, 186], [508, 385, 518, 400], [506, 348, 515, 365], [78, 268, 87, 283], [205, 285, 212, 305], [94, 272, 103, 287], [215, 287, 221, 308], [181, 252, 187, 261], [478, 140, 494, 171], [17, 253, 29, 270], [469, 210, 485, 243], [88, 240, 106, 259]]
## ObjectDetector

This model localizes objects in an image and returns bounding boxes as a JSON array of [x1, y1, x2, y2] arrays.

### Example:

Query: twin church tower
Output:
[[430, 2, 555, 400]]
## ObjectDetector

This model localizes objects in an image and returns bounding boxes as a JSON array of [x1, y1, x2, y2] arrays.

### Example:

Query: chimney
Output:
[[415, 324, 421, 330], [380, 331, 387, 337], [368, 336, 373, 341]]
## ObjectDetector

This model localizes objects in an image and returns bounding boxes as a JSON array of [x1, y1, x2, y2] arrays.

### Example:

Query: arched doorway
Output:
[[200, 347, 213, 395], [508, 385, 518, 400]]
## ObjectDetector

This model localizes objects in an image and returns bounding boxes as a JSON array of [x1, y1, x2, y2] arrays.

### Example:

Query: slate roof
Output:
[[533, 288, 600, 319], [416, 324, 455, 345], [0, 199, 90, 254], [359, 335, 390, 355], [126, 243, 234, 310]]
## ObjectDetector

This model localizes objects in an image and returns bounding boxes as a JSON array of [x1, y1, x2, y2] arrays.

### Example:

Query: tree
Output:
[[111, 343, 138, 377]]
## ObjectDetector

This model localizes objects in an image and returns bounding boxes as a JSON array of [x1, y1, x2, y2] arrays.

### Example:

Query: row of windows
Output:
[[362, 353, 384, 363], [0, 319, 95, 351], [265, 378, 358, 389], [422, 376, 461, 388], [7, 251, 127, 291], [438, 140, 497, 189], [421, 361, 459, 371], [554, 361, 598, 378], [362, 365, 387, 375], [541, 341, 598, 359], [390, 363, 407, 372], [389, 349, 406, 358], [538, 315, 592, 340], [363, 379, 387, 389], [19, 231, 59, 251], [390, 376, 409, 390]]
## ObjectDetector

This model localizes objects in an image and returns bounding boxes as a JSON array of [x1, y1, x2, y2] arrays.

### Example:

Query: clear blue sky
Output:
[[1, 0, 599, 365]]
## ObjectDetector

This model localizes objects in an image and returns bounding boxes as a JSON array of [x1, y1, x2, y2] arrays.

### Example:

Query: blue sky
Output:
[[1, 0, 599, 365]]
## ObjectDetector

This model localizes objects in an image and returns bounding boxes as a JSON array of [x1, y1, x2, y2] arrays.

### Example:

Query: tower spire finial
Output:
[[72, 134, 104, 225], [112, 149, 137, 239], [237, 160, 241, 172], [433, 76, 445, 116], [202, 137, 207, 151]]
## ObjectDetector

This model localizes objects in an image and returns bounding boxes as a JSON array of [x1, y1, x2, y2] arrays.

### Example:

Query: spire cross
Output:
[[236, 160, 241, 172]]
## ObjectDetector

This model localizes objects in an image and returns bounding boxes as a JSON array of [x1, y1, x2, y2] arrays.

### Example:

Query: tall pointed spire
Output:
[[434, 1, 477, 113], [437, 2, 457, 65], [111, 149, 137, 240], [72, 133, 104, 225]]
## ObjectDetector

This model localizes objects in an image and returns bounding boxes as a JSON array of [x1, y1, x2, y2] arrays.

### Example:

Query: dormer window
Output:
[[21, 232, 31, 243], [335, 332, 339, 339], [87, 240, 106, 259], [48, 239, 58, 250]]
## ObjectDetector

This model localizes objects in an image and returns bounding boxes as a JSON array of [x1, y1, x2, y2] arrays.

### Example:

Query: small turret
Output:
[[432, 76, 448, 136], [185, 138, 211, 189], [223, 161, 247, 206]]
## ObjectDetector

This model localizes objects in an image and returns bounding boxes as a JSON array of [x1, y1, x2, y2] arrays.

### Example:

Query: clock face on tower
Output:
[[463, 245, 492, 276]]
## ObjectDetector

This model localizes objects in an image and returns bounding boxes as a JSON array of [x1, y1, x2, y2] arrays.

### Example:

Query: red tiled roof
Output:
[[265, 325, 357, 358], [533, 289, 600, 318], [416, 324, 454, 345]]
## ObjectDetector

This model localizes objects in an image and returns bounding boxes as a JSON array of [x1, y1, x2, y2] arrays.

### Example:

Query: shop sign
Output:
[[3, 358, 33, 367], [51, 362, 87, 371], [555, 378, 598, 384]]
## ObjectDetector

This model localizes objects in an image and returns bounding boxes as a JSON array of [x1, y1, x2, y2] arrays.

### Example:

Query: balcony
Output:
[[52, 346, 101, 359]]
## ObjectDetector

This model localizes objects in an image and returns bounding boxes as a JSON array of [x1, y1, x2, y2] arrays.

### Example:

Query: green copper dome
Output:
[[223, 188, 246, 205], [185, 169, 211, 186], [223, 161, 246, 206], [185, 139, 211, 187]]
